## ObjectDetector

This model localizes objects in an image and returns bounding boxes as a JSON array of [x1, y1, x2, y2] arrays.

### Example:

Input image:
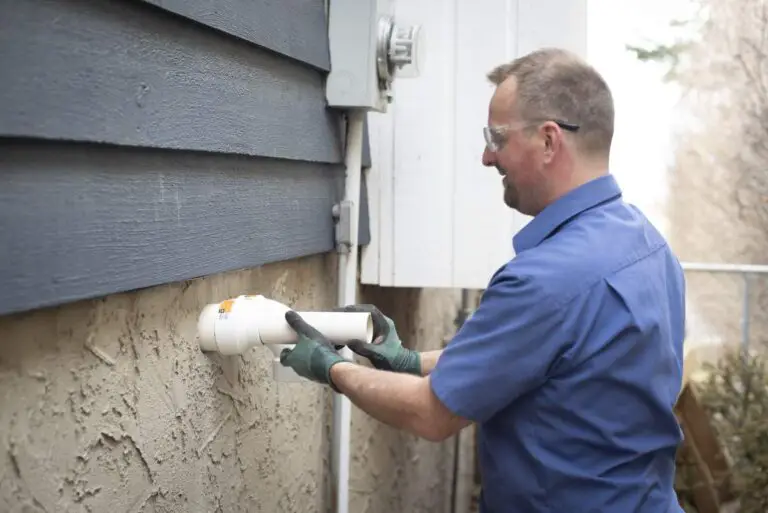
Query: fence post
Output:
[[741, 272, 751, 354]]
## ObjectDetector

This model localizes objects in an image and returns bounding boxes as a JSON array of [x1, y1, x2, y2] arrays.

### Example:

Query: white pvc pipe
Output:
[[197, 294, 373, 354], [196, 294, 373, 381], [334, 110, 365, 513]]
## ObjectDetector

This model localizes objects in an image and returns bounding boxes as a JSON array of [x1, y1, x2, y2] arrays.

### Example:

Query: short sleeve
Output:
[[430, 272, 570, 423]]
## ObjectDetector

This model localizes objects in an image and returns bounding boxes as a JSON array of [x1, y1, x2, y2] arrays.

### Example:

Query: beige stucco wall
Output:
[[0, 253, 462, 513]]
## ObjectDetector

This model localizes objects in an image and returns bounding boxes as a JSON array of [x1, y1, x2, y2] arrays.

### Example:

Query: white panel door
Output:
[[452, 0, 519, 289], [361, 0, 589, 289], [362, 0, 458, 288]]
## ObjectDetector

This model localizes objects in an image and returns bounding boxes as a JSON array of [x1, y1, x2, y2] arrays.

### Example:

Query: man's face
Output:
[[481, 81, 544, 214]]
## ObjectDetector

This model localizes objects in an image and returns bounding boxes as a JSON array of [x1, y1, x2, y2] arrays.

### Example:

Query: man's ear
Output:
[[541, 124, 561, 162]]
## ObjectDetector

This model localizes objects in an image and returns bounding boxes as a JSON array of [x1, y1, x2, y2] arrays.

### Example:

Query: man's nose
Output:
[[482, 147, 495, 167]]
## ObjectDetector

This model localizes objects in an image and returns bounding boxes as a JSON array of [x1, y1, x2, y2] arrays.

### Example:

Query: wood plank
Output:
[[678, 416, 721, 513], [676, 384, 735, 501], [0, 141, 371, 315], [140, 0, 331, 70], [0, 0, 342, 164]]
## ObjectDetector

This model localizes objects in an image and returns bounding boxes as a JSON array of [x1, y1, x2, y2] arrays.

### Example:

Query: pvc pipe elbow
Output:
[[196, 295, 374, 356]]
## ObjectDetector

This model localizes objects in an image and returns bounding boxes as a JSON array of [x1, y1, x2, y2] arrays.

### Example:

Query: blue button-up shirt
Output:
[[431, 175, 685, 513]]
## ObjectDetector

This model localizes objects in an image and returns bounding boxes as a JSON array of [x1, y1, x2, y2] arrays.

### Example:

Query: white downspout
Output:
[[333, 109, 365, 513]]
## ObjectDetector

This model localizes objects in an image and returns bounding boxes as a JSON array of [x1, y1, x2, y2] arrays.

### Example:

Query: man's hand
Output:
[[280, 310, 346, 390], [337, 304, 421, 375]]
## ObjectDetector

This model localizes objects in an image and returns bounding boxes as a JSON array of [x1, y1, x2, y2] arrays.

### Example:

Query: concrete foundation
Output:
[[0, 254, 462, 513]]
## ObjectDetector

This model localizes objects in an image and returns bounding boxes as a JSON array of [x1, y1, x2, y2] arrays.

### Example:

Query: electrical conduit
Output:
[[333, 110, 365, 513]]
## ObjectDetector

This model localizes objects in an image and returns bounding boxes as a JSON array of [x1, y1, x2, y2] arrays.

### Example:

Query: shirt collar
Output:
[[512, 174, 622, 254]]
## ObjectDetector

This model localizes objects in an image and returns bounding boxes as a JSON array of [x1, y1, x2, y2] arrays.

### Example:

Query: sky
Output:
[[586, 0, 697, 237]]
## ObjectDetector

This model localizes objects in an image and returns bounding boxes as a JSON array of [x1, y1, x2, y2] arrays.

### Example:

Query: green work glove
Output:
[[339, 304, 421, 375], [280, 310, 346, 390]]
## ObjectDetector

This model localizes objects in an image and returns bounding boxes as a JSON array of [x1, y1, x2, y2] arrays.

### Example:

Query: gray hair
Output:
[[487, 48, 614, 156]]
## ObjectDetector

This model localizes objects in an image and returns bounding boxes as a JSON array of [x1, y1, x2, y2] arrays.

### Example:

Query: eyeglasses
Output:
[[483, 119, 580, 153]]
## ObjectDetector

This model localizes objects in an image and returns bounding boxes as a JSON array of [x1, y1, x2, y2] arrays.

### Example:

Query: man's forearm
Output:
[[419, 350, 443, 376], [329, 361, 469, 442]]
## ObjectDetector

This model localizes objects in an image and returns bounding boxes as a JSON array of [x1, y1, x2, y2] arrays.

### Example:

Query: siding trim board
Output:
[[362, 117, 373, 169], [0, 0, 342, 164], [0, 141, 370, 316]]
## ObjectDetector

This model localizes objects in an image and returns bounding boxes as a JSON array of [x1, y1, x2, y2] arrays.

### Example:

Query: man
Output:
[[280, 48, 686, 512]]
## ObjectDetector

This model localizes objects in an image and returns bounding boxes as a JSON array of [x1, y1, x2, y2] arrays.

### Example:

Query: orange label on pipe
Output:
[[218, 299, 234, 314]]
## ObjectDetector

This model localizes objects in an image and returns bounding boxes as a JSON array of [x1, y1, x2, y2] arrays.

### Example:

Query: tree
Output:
[[629, 0, 768, 350]]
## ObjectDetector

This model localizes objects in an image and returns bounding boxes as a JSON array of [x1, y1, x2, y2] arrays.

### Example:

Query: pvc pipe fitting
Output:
[[196, 295, 374, 381]]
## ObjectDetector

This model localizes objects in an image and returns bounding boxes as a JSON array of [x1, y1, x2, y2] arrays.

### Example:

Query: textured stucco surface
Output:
[[350, 286, 462, 513], [0, 254, 463, 513], [0, 255, 338, 512]]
